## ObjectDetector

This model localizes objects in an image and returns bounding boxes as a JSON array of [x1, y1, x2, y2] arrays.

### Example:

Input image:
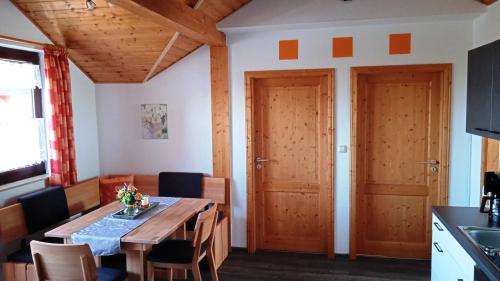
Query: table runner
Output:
[[71, 197, 180, 256]]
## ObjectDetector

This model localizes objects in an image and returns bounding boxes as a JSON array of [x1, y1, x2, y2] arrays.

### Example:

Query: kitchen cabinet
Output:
[[432, 214, 475, 281], [466, 41, 494, 138], [490, 41, 500, 135]]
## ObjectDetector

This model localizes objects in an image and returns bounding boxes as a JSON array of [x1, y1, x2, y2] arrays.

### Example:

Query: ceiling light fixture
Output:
[[86, 0, 96, 10]]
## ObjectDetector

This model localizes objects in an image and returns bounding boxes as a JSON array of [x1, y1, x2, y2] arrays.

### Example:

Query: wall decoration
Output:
[[389, 33, 412, 55], [141, 104, 168, 139], [279, 39, 299, 60], [332, 37, 353, 58]]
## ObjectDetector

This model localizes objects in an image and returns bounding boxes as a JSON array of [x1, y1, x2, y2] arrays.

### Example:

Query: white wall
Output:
[[95, 46, 213, 176], [0, 0, 100, 205], [227, 20, 474, 253], [473, 1, 500, 47], [219, 0, 484, 31]]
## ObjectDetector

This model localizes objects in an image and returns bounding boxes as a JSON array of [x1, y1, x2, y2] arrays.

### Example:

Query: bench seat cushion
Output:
[[101, 254, 126, 270], [96, 267, 128, 281], [6, 238, 64, 264], [147, 240, 207, 264], [6, 247, 32, 263]]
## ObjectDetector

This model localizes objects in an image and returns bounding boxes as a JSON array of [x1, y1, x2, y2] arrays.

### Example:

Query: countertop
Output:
[[432, 206, 500, 281]]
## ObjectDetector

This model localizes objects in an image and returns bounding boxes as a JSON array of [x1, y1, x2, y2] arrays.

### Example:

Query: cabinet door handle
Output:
[[475, 128, 490, 132], [491, 131, 500, 135], [457, 279, 463, 281], [433, 222, 444, 231], [433, 242, 444, 253]]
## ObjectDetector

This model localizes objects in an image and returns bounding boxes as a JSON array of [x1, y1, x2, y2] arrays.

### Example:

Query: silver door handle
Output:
[[416, 160, 439, 165], [255, 157, 270, 163]]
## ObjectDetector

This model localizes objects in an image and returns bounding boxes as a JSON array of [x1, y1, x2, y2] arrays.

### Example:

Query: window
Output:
[[0, 45, 47, 186]]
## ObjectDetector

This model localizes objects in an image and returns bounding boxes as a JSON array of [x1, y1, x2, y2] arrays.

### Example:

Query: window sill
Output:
[[0, 174, 49, 192]]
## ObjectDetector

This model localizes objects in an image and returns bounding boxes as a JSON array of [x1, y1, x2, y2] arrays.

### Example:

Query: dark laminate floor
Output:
[[188, 249, 431, 281]]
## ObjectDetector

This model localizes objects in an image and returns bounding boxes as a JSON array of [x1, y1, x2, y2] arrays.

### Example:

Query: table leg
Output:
[[125, 250, 145, 281], [94, 256, 102, 267]]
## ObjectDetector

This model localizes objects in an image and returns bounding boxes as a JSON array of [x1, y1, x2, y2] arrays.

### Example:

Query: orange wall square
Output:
[[279, 40, 299, 60], [332, 37, 353, 58], [389, 33, 411, 55]]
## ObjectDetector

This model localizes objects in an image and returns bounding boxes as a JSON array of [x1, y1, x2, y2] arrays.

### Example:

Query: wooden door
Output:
[[351, 65, 451, 259], [246, 69, 334, 255]]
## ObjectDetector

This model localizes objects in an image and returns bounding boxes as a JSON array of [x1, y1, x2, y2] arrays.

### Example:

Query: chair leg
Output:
[[192, 262, 202, 281], [207, 250, 219, 281], [167, 268, 173, 281], [147, 262, 154, 281]]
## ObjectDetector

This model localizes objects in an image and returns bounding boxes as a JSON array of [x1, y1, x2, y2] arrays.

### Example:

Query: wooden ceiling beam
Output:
[[477, 0, 497, 5], [143, 0, 205, 82], [107, 0, 226, 46]]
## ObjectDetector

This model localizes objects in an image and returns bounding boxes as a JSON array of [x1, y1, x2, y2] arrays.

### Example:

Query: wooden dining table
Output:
[[45, 198, 212, 281]]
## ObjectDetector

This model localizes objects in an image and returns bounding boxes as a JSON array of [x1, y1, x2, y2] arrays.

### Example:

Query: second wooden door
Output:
[[351, 65, 451, 259], [247, 69, 334, 255]]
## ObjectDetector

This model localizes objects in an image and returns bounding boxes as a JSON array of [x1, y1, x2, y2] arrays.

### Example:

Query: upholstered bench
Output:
[[1, 178, 100, 281], [4, 186, 69, 279]]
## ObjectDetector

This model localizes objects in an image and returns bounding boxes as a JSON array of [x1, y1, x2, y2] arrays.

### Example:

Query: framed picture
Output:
[[141, 104, 168, 139]]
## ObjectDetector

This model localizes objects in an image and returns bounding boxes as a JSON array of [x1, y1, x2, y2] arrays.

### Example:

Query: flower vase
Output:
[[125, 204, 138, 216]]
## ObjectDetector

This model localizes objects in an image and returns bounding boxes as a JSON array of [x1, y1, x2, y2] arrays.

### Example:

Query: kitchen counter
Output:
[[432, 206, 500, 281]]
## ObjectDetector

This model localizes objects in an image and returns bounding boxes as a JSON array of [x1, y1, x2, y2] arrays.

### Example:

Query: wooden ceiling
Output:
[[11, 0, 250, 83]]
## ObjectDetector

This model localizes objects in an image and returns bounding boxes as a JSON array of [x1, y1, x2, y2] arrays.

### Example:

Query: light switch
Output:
[[338, 145, 348, 153]]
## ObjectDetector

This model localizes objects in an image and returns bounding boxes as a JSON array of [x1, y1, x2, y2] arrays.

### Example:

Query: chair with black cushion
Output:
[[30, 241, 128, 281], [147, 204, 219, 281], [158, 172, 203, 231]]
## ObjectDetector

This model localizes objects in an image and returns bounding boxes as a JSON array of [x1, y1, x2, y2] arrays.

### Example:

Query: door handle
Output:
[[255, 157, 270, 163], [255, 157, 271, 170], [416, 160, 439, 165]]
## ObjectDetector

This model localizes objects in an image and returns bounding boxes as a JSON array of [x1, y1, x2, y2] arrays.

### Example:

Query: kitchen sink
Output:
[[459, 226, 500, 251]]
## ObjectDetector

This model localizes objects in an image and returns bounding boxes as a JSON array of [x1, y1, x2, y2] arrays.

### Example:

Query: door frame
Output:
[[349, 64, 452, 259], [245, 69, 335, 257]]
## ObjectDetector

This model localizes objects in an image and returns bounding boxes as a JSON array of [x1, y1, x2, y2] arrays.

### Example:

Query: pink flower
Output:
[[134, 193, 143, 201]]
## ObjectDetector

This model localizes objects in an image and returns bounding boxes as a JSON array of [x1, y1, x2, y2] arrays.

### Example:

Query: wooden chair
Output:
[[146, 204, 219, 281], [30, 241, 127, 281]]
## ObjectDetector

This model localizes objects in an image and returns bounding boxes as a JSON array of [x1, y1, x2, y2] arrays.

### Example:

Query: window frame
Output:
[[0, 45, 49, 189]]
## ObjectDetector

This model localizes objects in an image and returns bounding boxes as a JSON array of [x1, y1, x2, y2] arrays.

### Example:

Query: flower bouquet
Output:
[[116, 183, 143, 215]]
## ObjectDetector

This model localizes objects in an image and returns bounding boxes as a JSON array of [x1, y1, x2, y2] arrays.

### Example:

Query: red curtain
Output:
[[44, 45, 77, 187]]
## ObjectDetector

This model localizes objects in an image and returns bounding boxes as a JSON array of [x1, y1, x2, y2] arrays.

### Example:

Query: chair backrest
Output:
[[30, 241, 97, 281], [192, 204, 218, 255], [158, 172, 203, 198]]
